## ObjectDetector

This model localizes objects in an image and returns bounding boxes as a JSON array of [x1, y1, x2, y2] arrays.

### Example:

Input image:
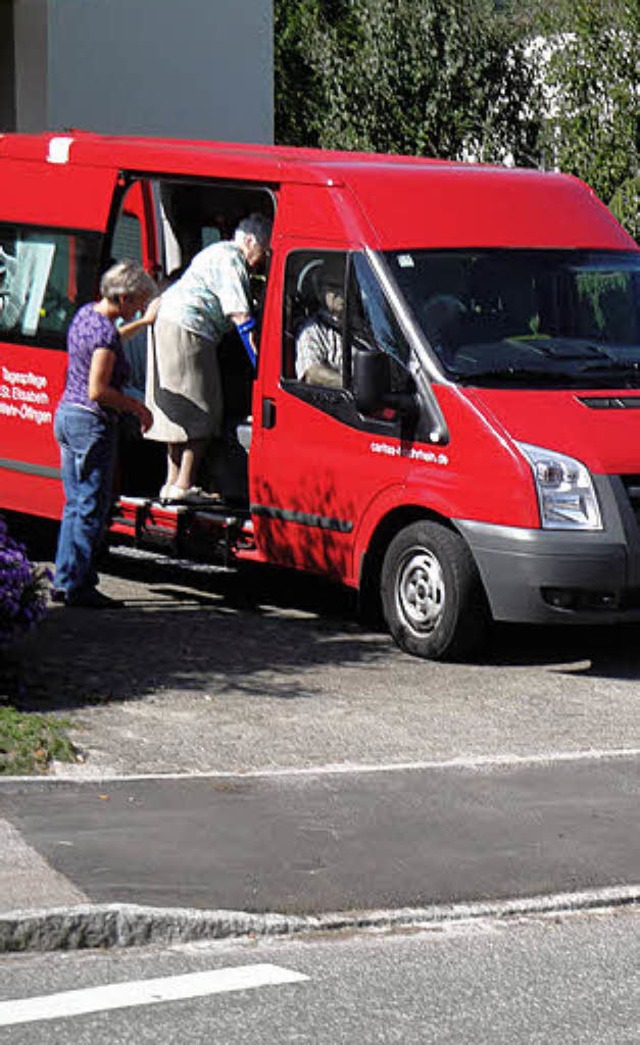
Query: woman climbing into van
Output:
[[145, 213, 272, 505]]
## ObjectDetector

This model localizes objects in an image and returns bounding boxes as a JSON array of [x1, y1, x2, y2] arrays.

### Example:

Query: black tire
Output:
[[380, 520, 489, 661]]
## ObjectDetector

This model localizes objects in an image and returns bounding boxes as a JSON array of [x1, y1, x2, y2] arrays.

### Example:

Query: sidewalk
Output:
[[2, 755, 639, 951]]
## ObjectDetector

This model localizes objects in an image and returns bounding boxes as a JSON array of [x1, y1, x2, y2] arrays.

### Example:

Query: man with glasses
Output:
[[296, 260, 345, 388]]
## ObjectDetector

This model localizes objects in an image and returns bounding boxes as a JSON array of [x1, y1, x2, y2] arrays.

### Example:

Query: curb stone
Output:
[[2, 885, 640, 953]]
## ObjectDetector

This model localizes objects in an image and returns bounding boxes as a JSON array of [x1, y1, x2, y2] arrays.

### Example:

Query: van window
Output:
[[348, 253, 412, 370], [282, 251, 347, 386], [0, 224, 101, 349], [111, 211, 143, 264], [201, 226, 221, 249], [157, 180, 273, 275], [283, 250, 413, 398], [386, 248, 640, 388]]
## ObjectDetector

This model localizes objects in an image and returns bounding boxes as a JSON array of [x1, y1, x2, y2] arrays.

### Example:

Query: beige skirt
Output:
[[145, 318, 223, 443]]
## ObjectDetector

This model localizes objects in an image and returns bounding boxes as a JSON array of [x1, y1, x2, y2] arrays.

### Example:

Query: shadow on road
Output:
[[489, 620, 640, 680], [3, 551, 393, 712], [105, 550, 640, 677], [4, 529, 640, 714]]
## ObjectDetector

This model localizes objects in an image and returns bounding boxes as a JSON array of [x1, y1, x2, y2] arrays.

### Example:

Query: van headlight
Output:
[[516, 442, 602, 530]]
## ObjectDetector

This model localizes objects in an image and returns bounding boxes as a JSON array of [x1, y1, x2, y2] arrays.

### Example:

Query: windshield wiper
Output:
[[510, 338, 618, 363], [578, 358, 640, 372], [450, 362, 640, 388], [451, 367, 585, 386], [574, 360, 640, 386]]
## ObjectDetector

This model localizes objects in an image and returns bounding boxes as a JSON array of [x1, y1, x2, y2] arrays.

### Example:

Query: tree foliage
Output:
[[275, 0, 539, 165], [274, 0, 640, 239], [521, 0, 640, 239]]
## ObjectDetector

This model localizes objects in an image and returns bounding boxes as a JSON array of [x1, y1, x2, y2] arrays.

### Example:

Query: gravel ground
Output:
[[3, 546, 640, 778]]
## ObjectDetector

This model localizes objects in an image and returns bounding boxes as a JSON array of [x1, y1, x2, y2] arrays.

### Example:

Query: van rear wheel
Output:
[[380, 521, 488, 661]]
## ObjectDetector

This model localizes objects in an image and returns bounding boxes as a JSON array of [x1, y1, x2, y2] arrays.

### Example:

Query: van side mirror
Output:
[[353, 345, 389, 414], [352, 345, 417, 418]]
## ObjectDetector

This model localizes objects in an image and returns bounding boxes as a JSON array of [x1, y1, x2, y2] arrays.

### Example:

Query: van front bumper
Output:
[[456, 517, 640, 625]]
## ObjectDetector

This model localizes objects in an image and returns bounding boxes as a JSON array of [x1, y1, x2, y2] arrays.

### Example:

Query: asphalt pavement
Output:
[[2, 754, 639, 951]]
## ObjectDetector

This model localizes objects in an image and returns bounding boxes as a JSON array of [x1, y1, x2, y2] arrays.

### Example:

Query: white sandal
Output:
[[163, 485, 221, 505]]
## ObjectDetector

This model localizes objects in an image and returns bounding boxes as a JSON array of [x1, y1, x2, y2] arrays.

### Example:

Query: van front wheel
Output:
[[380, 521, 488, 661]]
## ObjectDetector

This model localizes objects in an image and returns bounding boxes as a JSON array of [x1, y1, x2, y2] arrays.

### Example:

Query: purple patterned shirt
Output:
[[60, 304, 129, 416]]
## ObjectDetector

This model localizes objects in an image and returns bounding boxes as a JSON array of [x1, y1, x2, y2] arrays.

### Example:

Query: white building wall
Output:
[[12, 0, 273, 143]]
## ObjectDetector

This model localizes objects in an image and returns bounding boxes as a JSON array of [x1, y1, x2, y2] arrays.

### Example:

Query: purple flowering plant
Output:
[[0, 515, 51, 648]]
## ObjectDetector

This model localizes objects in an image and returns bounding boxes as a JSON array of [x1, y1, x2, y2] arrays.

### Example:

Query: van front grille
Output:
[[579, 397, 640, 409], [621, 475, 640, 525]]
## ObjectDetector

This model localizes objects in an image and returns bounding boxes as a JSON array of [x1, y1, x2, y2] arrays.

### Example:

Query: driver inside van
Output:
[[295, 262, 345, 387], [420, 294, 468, 367]]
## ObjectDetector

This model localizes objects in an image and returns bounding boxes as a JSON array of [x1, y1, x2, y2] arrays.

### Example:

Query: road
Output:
[[2, 542, 640, 1040], [1, 906, 638, 1043], [3, 756, 639, 913]]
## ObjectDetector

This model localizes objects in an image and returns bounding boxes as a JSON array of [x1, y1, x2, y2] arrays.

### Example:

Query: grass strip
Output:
[[0, 705, 77, 776]]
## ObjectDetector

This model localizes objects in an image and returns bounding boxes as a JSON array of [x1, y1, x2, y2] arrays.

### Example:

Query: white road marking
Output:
[[0, 964, 308, 1027], [17, 745, 640, 783]]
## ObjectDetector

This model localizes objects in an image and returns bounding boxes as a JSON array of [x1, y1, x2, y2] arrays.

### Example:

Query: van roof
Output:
[[0, 131, 635, 251], [0, 129, 476, 182]]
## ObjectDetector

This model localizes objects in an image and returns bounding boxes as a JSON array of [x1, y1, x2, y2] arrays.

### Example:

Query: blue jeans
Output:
[[54, 403, 118, 600]]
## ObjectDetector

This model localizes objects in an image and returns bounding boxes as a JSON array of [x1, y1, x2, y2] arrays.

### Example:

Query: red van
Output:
[[1, 130, 639, 659]]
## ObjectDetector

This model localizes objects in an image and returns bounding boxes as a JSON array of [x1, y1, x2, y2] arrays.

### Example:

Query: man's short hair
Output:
[[236, 213, 272, 249]]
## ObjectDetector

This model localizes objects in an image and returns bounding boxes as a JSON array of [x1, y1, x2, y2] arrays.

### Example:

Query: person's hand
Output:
[[142, 296, 161, 326], [134, 402, 154, 434]]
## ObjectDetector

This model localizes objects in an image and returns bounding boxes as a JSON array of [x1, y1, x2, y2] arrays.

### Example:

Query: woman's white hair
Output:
[[100, 259, 157, 302]]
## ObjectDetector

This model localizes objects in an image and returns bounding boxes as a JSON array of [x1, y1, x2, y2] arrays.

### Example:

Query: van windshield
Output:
[[385, 249, 640, 389]]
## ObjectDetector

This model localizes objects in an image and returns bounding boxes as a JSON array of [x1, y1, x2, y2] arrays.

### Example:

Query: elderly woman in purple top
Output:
[[53, 260, 158, 608]]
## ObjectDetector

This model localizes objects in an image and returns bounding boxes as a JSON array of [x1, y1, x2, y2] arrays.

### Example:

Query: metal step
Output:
[[112, 495, 254, 563]]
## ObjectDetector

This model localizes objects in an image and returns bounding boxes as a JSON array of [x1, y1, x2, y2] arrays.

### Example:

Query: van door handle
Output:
[[262, 397, 276, 429]]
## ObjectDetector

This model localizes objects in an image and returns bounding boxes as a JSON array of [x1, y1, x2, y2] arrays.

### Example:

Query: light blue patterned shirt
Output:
[[158, 241, 251, 343]]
